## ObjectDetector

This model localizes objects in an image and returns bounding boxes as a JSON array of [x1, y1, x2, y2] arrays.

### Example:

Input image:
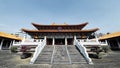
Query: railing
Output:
[[30, 39, 46, 64], [13, 41, 21, 46], [77, 39, 100, 45], [74, 39, 93, 64], [99, 41, 108, 46], [13, 39, 44, 46]]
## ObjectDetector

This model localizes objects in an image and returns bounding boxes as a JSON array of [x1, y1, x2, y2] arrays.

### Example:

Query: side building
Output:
[[99, 31, 120, 50], [0, 32, 22, 50]]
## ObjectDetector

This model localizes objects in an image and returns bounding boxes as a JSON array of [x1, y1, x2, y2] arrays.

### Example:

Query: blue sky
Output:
[[0, 0, 120, 34]]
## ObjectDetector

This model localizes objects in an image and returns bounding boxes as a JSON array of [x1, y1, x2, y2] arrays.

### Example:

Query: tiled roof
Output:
[[31, 22, 88, 26], [22, 28, 99, 33], [99, 31, 120, 40], [0, 32, 22, 40]]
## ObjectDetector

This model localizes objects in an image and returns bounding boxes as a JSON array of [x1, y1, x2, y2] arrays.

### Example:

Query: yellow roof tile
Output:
[[99, 31, 120, 40], [0, 32, 22, 40]]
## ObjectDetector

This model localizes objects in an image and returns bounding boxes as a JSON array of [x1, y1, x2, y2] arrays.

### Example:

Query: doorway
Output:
[[55, 38, 65, 45], [67, 38, 73, 45], [47, 38, 52, 45]]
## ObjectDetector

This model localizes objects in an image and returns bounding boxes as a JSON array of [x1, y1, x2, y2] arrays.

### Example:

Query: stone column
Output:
[[44, 36, 46, 40], [105, 40, 108, 45], [0, 39, 4, 50], [44, 36, 47, 45], [9, 40, 13, 49], [65, 37, 67, 45], [52, 37, 55, 45], [74, 36, 76, 45], [74, 36, 76, 40], [95, 35, 99, 43]]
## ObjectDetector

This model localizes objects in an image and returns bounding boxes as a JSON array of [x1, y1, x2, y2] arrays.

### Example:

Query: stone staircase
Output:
[[35, 45, 54, 64], [34, 45, 87, 64], [52, 45, 70, 64], [67, 45, 87, 64]]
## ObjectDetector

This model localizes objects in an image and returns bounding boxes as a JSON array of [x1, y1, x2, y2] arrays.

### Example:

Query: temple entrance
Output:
[[55, 38, 65, 45], [47, 38, 52, 45], [67, 38, 73, 45]]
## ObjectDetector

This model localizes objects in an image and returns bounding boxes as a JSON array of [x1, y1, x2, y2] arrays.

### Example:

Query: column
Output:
[[65, 37, 67, 45], [0, 39, 4, 50], [40, 39, 42, 42], [105, 40, 108, 45], [95, 35, 99, 43], [44, 36, 46, 40], [12, 40, 15, 44], [107, 40, 111, 48], [44, 36, 47, 45], [52, 37, 55, 45], [116, 39, 120, 48], [74, 36, 76, 45], [9, 40, 13, 49]]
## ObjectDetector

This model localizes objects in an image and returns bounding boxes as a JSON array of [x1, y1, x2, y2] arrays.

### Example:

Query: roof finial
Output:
[[51, 22, 56, 25]]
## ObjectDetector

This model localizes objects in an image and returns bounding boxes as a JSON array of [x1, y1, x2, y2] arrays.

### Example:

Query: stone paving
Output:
[[0, 50, 120, 68], [0, 50, 31, 68]]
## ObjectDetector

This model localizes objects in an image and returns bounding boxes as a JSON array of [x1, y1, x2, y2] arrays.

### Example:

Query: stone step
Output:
[[35, 45, 53, 64], [34, 45, 87, 64], [67, 45, 87, 64], [36, 59, 51, 61], [17, 64, 92, 68], [52, 45, 70, 64], [37, 55, 52, 59]]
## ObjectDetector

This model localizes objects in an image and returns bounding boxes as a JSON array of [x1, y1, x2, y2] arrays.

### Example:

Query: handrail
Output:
[[74, 39, 93, 64], [30, 39, 46, 64], [13, 39, 44, 46]]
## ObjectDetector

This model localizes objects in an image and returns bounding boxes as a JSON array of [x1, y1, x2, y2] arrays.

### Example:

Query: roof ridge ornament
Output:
[[51, 22, 56, 25], [51, 22, 68, 25]]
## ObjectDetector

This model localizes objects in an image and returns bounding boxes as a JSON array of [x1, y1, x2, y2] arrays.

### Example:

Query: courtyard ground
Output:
[[0, 50, 120, 68]]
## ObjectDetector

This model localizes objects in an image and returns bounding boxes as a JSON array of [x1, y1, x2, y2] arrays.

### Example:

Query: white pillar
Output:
[[107, 40, 111, 48], [12, 40, 15, 44], [65, 37, 67, 45], [105, 40, 108, 44], [116, 39, 120, 48], [44, 36, 47, 45], [95, 35, 99, 43], [74, 36, 76, 45], [74, 36, 76, 40], [40, 39, 42, 42], [9, 40, 13, 49], [0, 39, 4, 50], [52, 37, 55, 45], [44, 36, 46, 40]]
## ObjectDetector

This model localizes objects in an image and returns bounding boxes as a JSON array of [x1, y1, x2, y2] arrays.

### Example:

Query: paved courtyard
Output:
[[0, 50, 120, 68]]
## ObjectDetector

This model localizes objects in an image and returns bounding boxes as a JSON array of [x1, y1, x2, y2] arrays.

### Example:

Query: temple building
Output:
[[22, 22, 99, 45], [99, 31, 120, 50], [18, 22, 108, 64], [0, 32, 22, 50]]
